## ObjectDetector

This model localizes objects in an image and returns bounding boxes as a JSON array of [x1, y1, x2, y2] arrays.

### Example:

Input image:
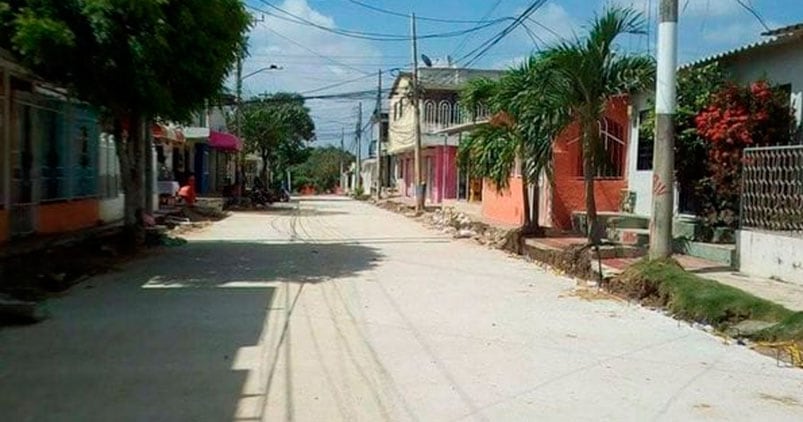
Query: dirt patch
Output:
[[560, 288, 624, 303], [758, 393, 801, 407], [524, 243, 595, 281], [602, 258, 683, 307]]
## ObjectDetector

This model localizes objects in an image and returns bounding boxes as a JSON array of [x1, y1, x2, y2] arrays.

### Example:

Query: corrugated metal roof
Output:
[[389, 67, 503, 97], [680, 32, 803, 70], [762, 22, 803, 37]]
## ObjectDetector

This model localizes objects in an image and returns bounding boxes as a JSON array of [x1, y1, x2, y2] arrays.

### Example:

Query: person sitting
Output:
[[178, 175, 197, 207]]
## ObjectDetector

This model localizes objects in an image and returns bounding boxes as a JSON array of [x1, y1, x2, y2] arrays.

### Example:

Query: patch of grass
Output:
[[608, 259, 795, 332], [756, 312, 803, 341]]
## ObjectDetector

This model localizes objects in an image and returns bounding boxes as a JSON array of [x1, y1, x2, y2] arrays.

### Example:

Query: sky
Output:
[[241, 0, 803, 150]]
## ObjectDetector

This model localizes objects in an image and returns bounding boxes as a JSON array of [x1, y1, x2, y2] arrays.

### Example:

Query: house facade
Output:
[[1, 50, 122, 244], [480, 97, 631, 230], [386, 67, 500, 204], [626, 24, 803, 218]]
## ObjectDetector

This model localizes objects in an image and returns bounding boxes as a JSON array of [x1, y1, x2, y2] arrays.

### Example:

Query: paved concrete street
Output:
[[2, 197, 803, 421]]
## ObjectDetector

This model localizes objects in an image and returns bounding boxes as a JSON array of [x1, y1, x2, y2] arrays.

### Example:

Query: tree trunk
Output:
[[582, 118, 602, 245], [521, 174, 532, 228], [260, 150, 270, 185], [115, 115, 147, 246]]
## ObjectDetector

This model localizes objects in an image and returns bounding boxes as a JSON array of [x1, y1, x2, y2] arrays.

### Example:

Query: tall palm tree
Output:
[[459, 55, 570, 231], [542, 6, 654, 243]]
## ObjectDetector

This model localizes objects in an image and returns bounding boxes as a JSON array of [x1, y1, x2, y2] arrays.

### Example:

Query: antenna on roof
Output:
[[421, 54, 433, 67]]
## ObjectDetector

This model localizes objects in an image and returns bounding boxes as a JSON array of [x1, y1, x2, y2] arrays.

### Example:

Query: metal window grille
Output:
[[741, 145, 803, 236]]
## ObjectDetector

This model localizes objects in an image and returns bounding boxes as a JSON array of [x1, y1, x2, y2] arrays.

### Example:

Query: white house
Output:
[[626, 23, 803, 218], [624, 23, 803, 284]]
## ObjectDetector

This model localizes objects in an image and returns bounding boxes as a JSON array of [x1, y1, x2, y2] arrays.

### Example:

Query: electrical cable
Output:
[[457, 0, 547, 68], [344, 0, 509, 25], [251, 1, 505, 42], [451, 0, 504, 58], [734, 0, 771, 32]]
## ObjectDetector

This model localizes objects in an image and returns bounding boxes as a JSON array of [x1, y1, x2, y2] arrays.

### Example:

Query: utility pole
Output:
[[375, 69, 383, 200], [340, 127, 345, 192], [356, 102, 363, 191], [234, 53, 244, 193], [411, 13, 424, 212], [650, 0, 679, 259]]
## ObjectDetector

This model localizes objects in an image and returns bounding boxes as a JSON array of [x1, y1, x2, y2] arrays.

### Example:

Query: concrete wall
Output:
[[626, 93, 654, 216], [99, 196, 124, 224], [739, 230, 803, 286], [482, 177, 524, 227]]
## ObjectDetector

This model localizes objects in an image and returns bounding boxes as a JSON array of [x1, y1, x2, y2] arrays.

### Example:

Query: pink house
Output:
[[386, 68, 502, 204]]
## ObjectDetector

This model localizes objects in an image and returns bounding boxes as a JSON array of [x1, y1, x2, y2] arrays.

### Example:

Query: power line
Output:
[[262, 27, 372, 75], [457, 0, 547, 67], [451, 0, 503, 58], [251, 1, 505, 42], [344, 0, 510, 25], [734, 0, 771, 32]]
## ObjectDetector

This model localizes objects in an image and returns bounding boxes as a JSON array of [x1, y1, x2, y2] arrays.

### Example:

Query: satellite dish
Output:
[[421, 54, 433, 67]]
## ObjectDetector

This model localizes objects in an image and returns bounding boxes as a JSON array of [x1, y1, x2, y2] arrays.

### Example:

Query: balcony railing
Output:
[[421, 100, 490, 133]]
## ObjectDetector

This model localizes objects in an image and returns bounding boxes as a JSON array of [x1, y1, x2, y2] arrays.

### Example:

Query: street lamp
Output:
[[241, 64, 284, 81]]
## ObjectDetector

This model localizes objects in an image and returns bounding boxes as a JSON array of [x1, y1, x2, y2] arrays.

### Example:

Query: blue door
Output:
[[194, 143, 210, 194]]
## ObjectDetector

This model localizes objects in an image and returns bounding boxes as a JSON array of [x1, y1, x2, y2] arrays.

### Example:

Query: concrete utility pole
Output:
[[650, 0, 679, 259], [375, 69, 383, 200], [340, 128, 345, 191], [356, 102, 363, 191], [411, 13, 425, 212], [235, 54, 243, 190]]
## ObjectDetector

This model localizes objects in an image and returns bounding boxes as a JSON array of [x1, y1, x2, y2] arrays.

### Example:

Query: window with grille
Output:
[[636, 110, 654, 171], [40, 107, 68, 201], [72, 110, 99, 198], [571, 118, 627, 179]]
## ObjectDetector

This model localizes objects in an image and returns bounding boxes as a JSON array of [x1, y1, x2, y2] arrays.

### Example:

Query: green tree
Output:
[[540, 6, 654, 243], [459, 55, 571, 231], [2, 0, 250, 241], [239, 93, 316, 184], [291, 146, 354, 193]]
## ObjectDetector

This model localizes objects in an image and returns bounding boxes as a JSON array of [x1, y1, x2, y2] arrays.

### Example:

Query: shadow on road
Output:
[[0, 240, 382, 421]]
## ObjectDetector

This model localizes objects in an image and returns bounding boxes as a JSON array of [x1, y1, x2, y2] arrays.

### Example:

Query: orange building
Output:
[[481, 97, 630, 231]]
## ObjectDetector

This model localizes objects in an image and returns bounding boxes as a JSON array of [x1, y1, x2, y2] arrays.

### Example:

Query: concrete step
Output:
[[617, 228, 650, 247], [674, 240, 736, 267], [590, 244, 647, 260]]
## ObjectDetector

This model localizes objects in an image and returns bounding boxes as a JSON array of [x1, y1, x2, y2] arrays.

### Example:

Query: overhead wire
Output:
[[251, 1, 506, 42], [734, 0, 771, 32], [451, 0, 503, 58], [344, 0, 509, 25], [457, 0, 547, 68]]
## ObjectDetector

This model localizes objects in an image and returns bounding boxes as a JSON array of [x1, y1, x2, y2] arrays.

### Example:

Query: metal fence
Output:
[[741, 145, 803, 235]]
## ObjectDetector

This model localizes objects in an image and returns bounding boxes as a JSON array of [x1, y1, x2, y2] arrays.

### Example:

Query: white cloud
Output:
[[243, 0, 384, 144]]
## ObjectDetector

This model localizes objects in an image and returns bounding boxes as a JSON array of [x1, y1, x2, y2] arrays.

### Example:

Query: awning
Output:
[[209, 131, 243, 152], [152, 123, 185, 144], [183, 127, 211, 139]]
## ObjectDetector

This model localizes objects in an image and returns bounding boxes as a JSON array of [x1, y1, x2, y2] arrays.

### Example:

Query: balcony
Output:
[[421, 100, 490, 134]]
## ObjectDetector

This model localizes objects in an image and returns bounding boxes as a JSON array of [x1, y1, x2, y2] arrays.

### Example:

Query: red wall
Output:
[[482, 177, 524, 227], [480, 97, 631, 230], [551, 97, 629, 229], [38, 200, 100, 234]]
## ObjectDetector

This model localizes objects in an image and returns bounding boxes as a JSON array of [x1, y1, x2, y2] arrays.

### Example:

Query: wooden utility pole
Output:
[[375, 69, 383, 200], [650, 0, 679, 259], [356, 102, 363, 191], [411, 13, 424, 211]]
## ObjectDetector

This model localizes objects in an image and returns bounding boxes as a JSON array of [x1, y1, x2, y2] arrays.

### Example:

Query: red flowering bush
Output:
[[694, 81, 794, 232]]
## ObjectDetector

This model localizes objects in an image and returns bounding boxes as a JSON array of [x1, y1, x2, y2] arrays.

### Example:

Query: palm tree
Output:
[[459, 56, 570, 232], [541, 6, 654, 243]]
